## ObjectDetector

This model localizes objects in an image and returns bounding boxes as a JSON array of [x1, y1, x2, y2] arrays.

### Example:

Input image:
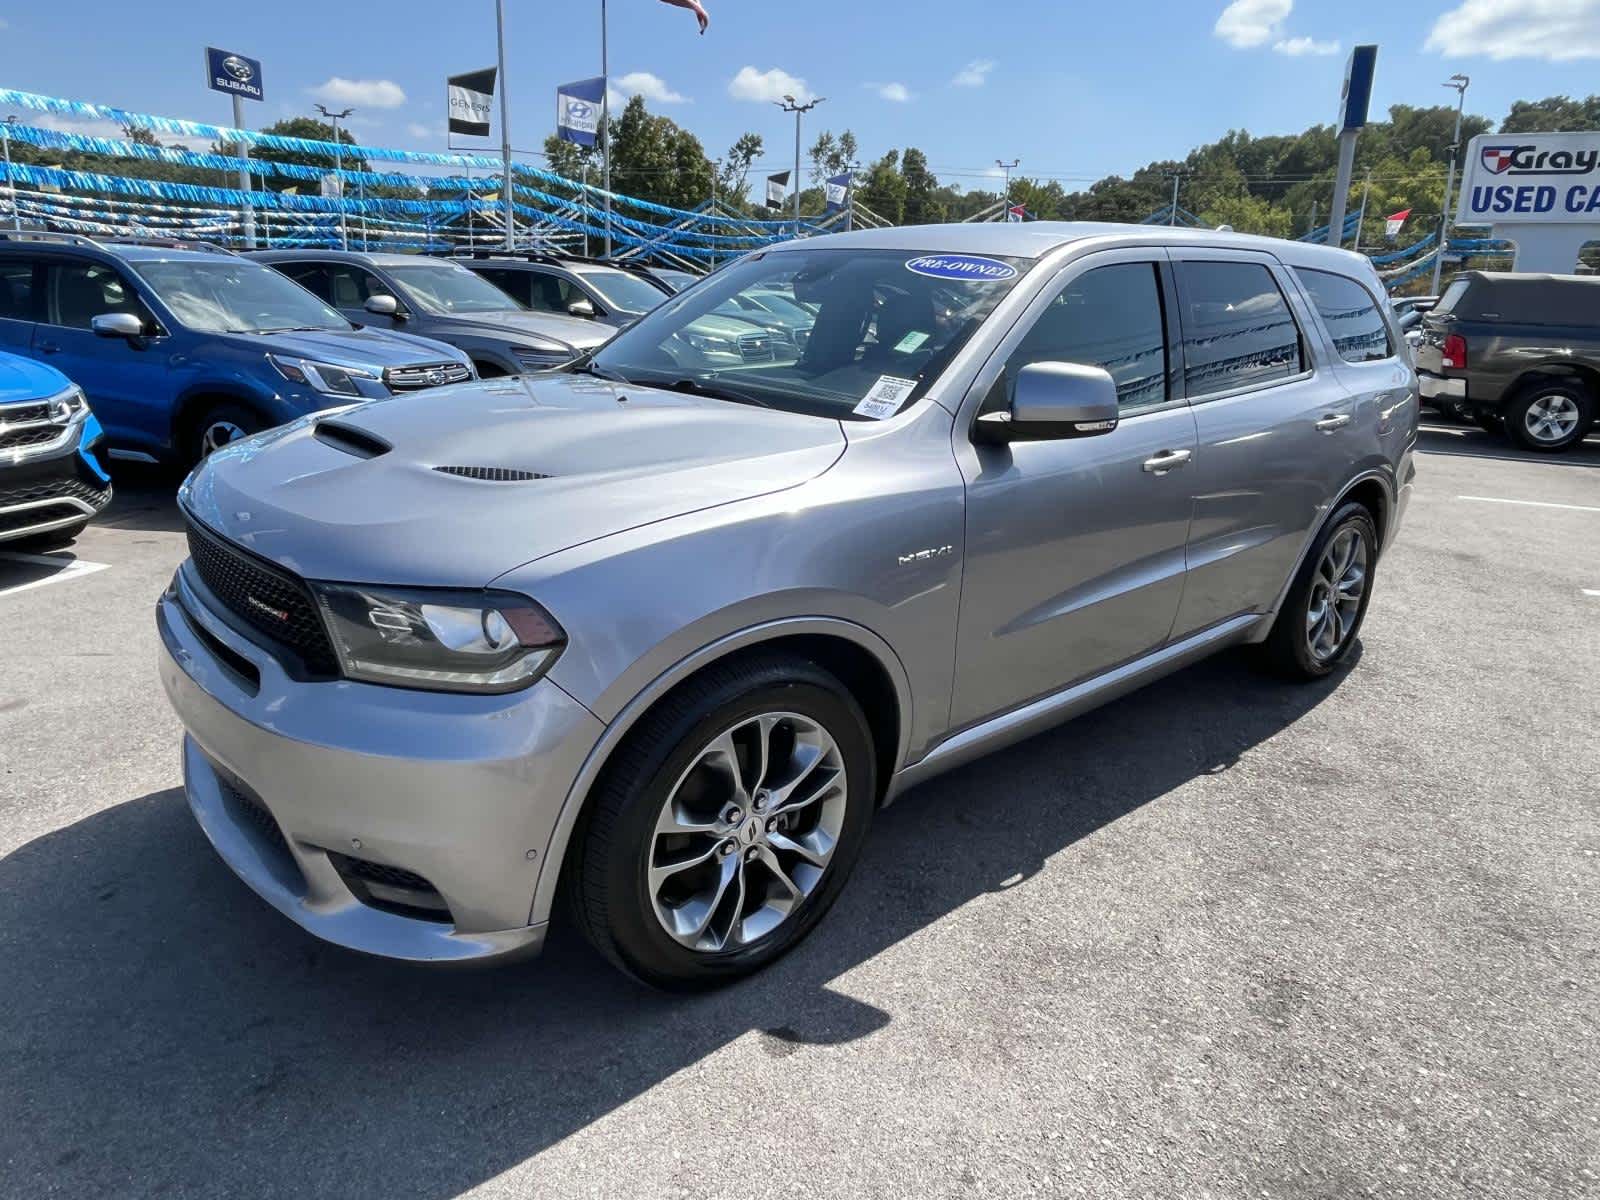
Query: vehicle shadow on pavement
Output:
[[1417, 422, 1600, 468], [0, 649, 1352, 1199]]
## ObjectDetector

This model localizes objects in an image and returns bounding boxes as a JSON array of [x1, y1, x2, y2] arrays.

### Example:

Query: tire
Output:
[[1504, 379, 1594, 454], [12, 518, 89, 552], [568, 654, 876, 990], [1258, 502, 1378, 681], [187, 401, 264, 465]]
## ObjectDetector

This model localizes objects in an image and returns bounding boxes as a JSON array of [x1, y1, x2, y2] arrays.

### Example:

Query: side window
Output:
[[277, 263, 332, 302], [520, 270, 569, 313], [1295, 268, 1393, 363], [0, 260, 39, 321], [324, 265, 383, 309], [476, 269, 530, 307], [1003, 262, 1168, 410], [46, 262, 152, 331], [1174, 261, 1303, 398]]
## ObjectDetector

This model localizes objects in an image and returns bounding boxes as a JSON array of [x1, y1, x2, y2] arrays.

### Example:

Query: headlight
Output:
[[686, 331, 737, 354], [46, 385, 89, 424], [268, 354, 378, 398], [311, 583, 565, 694]]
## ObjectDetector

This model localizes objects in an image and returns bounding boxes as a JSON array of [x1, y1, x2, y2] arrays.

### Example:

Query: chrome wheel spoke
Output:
[[648, 709, 849, 954], [1307, 526, 1368, 661]]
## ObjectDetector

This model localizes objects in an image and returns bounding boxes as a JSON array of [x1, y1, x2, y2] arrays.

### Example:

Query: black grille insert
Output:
[[329, 852, 451, 922], [433, 465, 549, 482], [218, 778, 293, 862], [183, 515, 340, 677]]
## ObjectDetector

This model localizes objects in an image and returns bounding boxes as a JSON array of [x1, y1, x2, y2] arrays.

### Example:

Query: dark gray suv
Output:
[[258, 251, 612, 376]]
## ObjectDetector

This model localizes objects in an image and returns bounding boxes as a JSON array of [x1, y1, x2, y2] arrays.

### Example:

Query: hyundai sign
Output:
[[204, 47, 264, 102], [557, 77, 606, 147], [1457, 132, 1600, 225]]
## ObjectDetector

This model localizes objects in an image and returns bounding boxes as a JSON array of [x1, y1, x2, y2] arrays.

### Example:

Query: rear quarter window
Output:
[[1294, 268, 1393, 363]]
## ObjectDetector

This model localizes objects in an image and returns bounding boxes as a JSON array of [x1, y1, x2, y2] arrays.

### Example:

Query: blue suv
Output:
[[0, 348, 111, 547], [0, 234, 474, 464]]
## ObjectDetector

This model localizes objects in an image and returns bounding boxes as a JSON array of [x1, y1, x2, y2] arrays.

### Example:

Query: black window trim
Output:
[[1168, 251, 1316, 408]]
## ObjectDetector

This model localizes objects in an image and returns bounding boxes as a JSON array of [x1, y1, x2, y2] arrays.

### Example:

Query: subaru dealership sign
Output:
[[1457, 132, 1600, 223], [204, 47, 263, 102]]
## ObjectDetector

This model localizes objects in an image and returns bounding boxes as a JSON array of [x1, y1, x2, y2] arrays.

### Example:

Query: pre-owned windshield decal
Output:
[[904, 254, 1018, 282]]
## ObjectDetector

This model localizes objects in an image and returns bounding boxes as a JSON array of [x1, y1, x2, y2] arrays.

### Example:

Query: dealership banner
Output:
[[1457, 132, 1600, 225], [766, 170, 790, 210], [448, 68, 497, 138], [556, 77, 605, 147], [824, 173, 851, 212], [204, 47, 263, 102]]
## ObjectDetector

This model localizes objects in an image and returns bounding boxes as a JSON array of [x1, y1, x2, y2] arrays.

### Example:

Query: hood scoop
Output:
[[314, 420, 391, 460], [433, 465, 551, 482]]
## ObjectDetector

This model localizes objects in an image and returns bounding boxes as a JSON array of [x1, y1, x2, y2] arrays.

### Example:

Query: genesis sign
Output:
[[1457, 132, 1600, 224]]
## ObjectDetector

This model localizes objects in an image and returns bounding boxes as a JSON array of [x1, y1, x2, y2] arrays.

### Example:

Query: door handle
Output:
[[1315, 413, 1352, 432], [36, 341, 60, 355], [1142, 448, 1192, 474]]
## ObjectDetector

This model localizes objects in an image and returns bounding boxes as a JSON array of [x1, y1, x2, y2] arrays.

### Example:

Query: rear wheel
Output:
[[568, 654, 875, 990], [1258, 502, 1377, 680], [1505, 380, 1594, 453], [188, 402, 264, 464]]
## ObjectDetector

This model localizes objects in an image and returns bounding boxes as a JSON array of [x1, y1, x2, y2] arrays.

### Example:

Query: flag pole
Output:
[[601, 0, 612, 258], [495, 0, 514, 250]]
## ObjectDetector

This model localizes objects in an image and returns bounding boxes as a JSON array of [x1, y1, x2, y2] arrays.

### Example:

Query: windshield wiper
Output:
[[255, 326, 335, 334], [659, 377, 774, 410], [569, 360, 629, 382]]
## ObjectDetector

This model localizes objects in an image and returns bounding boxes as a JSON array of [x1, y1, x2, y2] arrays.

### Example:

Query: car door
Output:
[[325, 263, 397, 328], [35, 258, 172, 449], [1167, 251, 1353, 639], [0, 257, 42, 356], [472, 266, 535, 309], [950, 250, 1198, 730]]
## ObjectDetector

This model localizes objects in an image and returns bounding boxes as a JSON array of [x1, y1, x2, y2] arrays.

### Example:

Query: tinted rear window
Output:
[[1295, 268, 1392, 363], [1173, 261, 1303, 397]]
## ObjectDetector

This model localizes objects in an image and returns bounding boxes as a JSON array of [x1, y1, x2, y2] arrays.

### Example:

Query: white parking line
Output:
[[1457, 494, 1600, 514], [1584, 589, 1600, 598], [0, 551, 111, 598]]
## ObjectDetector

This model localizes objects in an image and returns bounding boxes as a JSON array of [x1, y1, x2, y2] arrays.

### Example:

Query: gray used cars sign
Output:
[[159, 223, 1418, 988]]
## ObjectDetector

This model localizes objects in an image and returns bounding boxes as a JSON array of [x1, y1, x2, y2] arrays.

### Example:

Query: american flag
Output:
[[659, 0, 709, 32]]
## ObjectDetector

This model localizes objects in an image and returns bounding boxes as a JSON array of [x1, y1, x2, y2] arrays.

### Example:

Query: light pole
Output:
[[777, 95, 824, 237], [1168, 173, 1182, 226], [1431, 74, 1470, 295], [2, 116, 19, 233], [495, 0, 515, 250], [601, 0, 612, 257], [996, 158, 1018, 218], [315, 103, 353, 250]]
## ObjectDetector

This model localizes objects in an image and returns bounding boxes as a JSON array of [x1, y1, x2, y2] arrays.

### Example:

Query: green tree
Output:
[[900, 147, 943, 223], [854, 150, 906, 224], [606, 95, 714, 212], [807, 129, 859, 183], [717, 132, 764, 209], [1500, 95, 1600, 133]]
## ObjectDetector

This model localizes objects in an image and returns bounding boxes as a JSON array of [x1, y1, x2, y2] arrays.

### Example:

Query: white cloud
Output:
[[728, 66, 811, 103], [870, 82, 914, 102], [609, 71, 689, 107], [951, 59, 995, 87], [1274, 35, 1340, 55], [308, 77, 407, 109], [406, 121, 445, 141], [1214, 0, 1292, 48], [1425, 0, 1600, 61]]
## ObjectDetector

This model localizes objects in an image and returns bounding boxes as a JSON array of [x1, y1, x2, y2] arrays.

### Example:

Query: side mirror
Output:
[[974, 361, 1121, 444], [567, 298, 597, 318], [364, 294, 401, 317], [91, 312, 145, 340]]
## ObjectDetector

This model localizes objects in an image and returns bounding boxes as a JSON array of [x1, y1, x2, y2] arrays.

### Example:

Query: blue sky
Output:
[[1, 0, 1598, 192]]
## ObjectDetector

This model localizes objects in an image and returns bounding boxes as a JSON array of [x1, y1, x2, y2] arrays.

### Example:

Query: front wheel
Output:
[[568, 655, 875, 990], [1258, 502, 1377, 680], [188, 402, 264, 464]]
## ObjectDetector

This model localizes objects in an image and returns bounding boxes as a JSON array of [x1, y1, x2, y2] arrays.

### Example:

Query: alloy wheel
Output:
[[648, 711, 847, 953], [1523, 393, 1581, 444], [200, 420, 247, 457], [1305, 526, 1368, 663]]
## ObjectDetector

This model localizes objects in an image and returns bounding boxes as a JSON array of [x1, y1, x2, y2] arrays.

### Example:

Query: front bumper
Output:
[[157, 564, 604, 964], [0, 415, 112, 543], [1417, 372, 1466, 402]]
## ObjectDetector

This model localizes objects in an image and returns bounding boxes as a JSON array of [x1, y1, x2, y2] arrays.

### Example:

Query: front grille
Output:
[[384, 362, 473, 391], [0, 425, 65, 451], [0, 402, 51, 426], [0, 476, 111, 510], [218, 777, 293, 862], [329, 852, 451, 922], [738, 331, 776, 362], [433, 465, 549, 482], [183, 516, 340, 677]]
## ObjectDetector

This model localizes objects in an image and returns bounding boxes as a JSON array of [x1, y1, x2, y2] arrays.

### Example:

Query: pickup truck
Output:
[[1414, 271, 1600, 452]]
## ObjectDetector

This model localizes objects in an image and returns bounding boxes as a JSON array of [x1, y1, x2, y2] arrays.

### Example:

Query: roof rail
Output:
[[0, 228, 103, 248], [102, 236, 237, 254], [451, 247, 666, 278]]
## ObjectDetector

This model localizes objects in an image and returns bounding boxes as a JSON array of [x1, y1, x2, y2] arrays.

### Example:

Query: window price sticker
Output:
[[853, 375, 918, 420]]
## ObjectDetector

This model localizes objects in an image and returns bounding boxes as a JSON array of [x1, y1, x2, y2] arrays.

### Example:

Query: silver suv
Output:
[[158, 224, 1417, 988]]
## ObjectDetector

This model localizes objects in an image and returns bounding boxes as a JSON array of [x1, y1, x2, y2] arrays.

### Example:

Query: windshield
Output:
[[385, 262, 520, 315], [654, 269, 696, 291], [132, 259, 349, 334], [589, 248, 1026, 420], [576, 268, 672, 316]]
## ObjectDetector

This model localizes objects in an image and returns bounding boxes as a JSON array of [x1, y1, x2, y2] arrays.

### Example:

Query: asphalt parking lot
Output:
[[1, 424, 1597, 1199]]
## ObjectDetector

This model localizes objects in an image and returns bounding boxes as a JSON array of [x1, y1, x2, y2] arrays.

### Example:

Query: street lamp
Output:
[[777, 95, 825, 237], [996, 159, 1018, 219], [315, 103, 354, 250], [1431, 74, 1470, 295]]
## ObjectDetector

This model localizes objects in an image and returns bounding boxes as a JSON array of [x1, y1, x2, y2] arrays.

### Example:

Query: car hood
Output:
[[426, 309, 612, 351], [0, 349, 71, 403], [181, 372, 846, 586], [230, 326, 467, 370]]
